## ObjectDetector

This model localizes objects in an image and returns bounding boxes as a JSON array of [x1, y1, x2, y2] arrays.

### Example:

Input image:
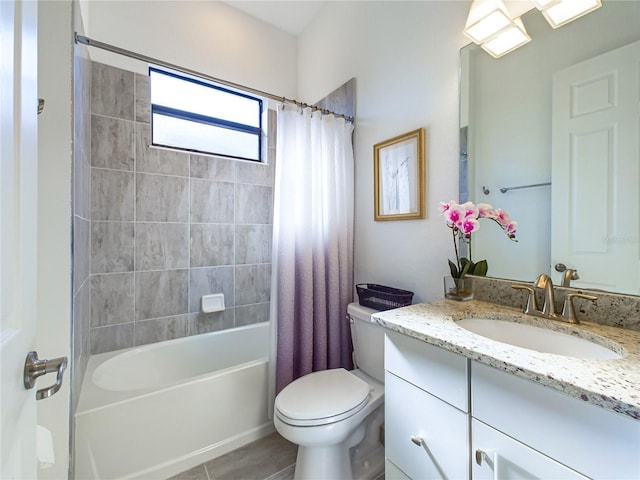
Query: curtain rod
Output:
[[74, 33, 354, 123]]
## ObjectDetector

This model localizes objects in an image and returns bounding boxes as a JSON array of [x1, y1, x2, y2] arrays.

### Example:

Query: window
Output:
[[150, 68, 263, 162]]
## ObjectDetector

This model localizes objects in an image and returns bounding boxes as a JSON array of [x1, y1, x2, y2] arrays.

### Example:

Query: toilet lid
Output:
[[275, 368, 370, 425]]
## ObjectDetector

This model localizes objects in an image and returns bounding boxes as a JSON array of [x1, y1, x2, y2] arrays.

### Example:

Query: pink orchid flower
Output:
[[459, 217, 480, 234], [476, 203, 494, 218], [460, 201, 479, 219], [439, 199, 518, 279], [505, 221, 518, 237], [444, 203, 466, 227], [494, 208, 511, 226], [438, 201, 453, 213]]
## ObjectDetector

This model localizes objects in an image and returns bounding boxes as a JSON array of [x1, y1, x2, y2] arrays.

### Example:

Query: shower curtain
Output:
[[272, 104, 355, 394]]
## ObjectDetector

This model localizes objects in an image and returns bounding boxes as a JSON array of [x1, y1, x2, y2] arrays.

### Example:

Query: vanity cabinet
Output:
[[472, 419, 588, 479], [384, 330, 640, 480], [472, 361, 640, 479], [384, 331, 469, 480]]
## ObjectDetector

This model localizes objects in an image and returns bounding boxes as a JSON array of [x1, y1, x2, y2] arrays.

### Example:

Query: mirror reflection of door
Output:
[[551, 40, 640, 295]]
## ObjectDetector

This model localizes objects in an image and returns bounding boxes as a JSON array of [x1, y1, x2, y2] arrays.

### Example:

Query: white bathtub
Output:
[[75, 323, 273, 480]]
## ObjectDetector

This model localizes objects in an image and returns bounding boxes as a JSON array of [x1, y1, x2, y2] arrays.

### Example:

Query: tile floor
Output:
[[169, 432, 297, 480]]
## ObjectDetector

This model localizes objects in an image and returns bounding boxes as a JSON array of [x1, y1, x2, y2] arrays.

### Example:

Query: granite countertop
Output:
[[373, 299, 640, 421]]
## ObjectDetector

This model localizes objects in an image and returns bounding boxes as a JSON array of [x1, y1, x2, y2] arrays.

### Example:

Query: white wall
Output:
[[85, 0, 298, 98], [297, 1, 470, 302]]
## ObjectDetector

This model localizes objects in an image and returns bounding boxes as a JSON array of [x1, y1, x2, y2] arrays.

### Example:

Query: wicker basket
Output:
[[356, 283, 414, 311]]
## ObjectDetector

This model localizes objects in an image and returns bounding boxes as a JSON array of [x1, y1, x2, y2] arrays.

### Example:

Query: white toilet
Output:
[[274, 303, 385, 480]]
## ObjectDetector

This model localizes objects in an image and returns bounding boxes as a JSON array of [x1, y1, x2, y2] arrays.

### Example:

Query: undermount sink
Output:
[[455, 318, 622, 360]]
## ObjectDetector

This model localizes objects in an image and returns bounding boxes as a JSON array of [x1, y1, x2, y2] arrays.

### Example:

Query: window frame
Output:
[[149, 67, 264, 162]]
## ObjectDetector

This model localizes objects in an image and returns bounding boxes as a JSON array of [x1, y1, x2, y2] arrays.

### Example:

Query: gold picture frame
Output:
[[373, 128, 426, 221]]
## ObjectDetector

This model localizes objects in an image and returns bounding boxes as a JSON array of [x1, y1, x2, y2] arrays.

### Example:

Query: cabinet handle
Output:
[[475, 449, 499, 480], [412, 435, 448, 479]]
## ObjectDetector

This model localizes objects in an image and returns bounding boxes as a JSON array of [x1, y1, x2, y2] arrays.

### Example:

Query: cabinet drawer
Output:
[[472, 361, 640, 479], [385, 331, 469, 411], [472, 419, 588, 479], [385, 372, 469, 480]]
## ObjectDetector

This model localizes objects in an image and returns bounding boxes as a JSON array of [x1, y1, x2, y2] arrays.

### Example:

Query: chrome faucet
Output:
[[512, 274, 557, 319], [561, 268, 580, 287], [561, 292, 598, 324], [512, 273, 597, 324], [554, 263, 580, 287], [534, 273, 557, 317]]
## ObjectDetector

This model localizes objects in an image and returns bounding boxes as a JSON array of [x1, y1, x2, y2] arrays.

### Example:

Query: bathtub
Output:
[[75, 323, 273, 480]]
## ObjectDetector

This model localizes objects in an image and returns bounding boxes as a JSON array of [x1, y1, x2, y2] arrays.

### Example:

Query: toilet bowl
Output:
[[274, 303, 385, 480]]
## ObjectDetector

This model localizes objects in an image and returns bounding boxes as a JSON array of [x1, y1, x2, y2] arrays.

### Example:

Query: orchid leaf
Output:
[[459, 259, 472, 278], [448, 259, 459, 278], [472, 260, 488, 276]]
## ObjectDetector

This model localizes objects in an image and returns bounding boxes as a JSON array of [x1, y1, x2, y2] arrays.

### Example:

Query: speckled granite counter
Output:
[[373, 299, 640, 421]]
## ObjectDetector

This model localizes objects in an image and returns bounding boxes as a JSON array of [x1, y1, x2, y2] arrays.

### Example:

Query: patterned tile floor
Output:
[[169, 432, 297, 480]]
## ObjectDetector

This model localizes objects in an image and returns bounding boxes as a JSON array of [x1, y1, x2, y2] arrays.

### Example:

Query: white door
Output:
[[1, 0, 39, 477], [551, 40, 640, 294]]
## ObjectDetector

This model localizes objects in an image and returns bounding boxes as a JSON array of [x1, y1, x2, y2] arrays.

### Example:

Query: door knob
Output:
[[24, 351, 68, 400]]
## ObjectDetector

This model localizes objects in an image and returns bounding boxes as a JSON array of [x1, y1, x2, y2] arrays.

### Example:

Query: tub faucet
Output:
[[534, 273, 557, 317]]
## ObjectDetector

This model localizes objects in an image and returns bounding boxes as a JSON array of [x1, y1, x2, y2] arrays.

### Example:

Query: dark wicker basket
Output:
[[356, 283, 414, 311]]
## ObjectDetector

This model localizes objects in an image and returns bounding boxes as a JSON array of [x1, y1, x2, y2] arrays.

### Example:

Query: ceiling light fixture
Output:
[[465, 0, 603, 59], [463, 0, 514, 44], [463, 0, 531, 59], [534, 0, 602, 29], [530, 0, 556, 8], [481, 17, 531, 58]]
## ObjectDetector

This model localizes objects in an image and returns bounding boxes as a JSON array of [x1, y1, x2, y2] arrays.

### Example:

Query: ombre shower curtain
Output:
[[271, 104, 355, 394]]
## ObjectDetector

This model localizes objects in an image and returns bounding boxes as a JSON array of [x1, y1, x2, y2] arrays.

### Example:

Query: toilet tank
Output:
[[347, 302, 385, 383]]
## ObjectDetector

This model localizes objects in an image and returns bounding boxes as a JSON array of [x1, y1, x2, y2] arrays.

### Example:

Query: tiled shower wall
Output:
[[89, 62, 274, 354]]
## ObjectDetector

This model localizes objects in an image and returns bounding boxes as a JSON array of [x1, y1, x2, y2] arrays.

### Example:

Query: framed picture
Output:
[[373, 128, 426, 221]]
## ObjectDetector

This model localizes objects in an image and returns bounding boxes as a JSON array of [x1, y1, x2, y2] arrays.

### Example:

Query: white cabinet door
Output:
[[472, 420, 588, 480], [385, 372, 469, 480], [472, 361, 640, 479], [551, 40, 640, 294]]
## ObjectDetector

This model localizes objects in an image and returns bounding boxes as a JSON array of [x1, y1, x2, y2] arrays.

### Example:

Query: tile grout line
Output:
[[263, 463, 296, 480]]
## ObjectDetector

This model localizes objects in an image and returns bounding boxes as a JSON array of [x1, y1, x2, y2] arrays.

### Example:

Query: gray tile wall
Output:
[[89, 62, 275, 354]]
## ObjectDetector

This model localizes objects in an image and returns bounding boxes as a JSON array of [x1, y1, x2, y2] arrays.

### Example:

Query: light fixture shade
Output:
[[464, 0, 513, 44], [481, 17, 532, 58], [531, 0, 559, 9], [540, 0, 602, 28]]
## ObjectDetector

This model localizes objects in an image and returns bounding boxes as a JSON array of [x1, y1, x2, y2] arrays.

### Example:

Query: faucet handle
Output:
[[561, 293, 597, 324], [512, 285, 539, 314]]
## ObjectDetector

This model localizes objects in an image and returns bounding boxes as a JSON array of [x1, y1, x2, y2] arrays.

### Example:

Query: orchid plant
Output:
[[439, 200, 518, 279]]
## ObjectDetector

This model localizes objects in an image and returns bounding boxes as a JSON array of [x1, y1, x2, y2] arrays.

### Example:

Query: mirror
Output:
[[460, 1, 640, 295]]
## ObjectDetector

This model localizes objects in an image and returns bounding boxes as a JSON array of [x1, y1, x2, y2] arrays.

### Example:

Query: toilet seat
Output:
[[275, 368, 370, 427]]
